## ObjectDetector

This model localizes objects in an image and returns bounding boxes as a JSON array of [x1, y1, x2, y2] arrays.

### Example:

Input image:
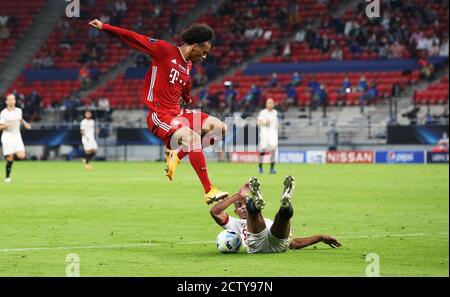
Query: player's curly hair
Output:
[[180, 23, 214, 45]]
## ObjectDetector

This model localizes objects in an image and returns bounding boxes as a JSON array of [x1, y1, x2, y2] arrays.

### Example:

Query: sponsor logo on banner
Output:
[[279, 151, 306, 163], [230, 152, 271, 163], [375, 151, 425, 164], [306, 151, 327, 164], [427, 152, 449, 163], [326, 151, 374, 164]]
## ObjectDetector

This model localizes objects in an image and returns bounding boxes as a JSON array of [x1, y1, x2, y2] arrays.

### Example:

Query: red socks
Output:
[[180, 144, 212, 193]]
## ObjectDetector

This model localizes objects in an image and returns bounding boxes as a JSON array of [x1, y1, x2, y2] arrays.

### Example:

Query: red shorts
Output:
[[146, 109, 210, 148]]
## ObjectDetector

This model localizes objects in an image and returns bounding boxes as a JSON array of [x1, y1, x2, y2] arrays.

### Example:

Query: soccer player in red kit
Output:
[[89, 19, 229, 205]]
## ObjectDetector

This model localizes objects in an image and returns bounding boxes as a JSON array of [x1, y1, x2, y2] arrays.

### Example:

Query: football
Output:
[[216, 230, 242, 254]]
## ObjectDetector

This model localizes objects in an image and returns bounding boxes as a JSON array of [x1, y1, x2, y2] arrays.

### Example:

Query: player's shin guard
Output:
[[6, 160, 13, 178], [188, 144, 212, 193]]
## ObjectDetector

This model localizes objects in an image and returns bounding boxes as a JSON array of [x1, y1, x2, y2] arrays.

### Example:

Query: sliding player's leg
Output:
[[247, 176, 266, 234], [270, 175, 295, 240], [170, 126, 228, 204]]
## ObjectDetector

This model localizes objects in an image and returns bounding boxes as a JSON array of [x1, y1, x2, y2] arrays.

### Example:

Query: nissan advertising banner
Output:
[[326, 151, 374, 164]]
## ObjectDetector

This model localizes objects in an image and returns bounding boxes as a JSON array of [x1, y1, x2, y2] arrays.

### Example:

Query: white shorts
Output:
[[1, 138, 25, 156], [245, 228, 292, 254], [82, 137, 98, 151], [259, 135, 278, 151]]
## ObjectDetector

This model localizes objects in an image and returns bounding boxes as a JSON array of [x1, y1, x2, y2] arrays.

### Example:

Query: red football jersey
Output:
[[102, 24, 192, 116]]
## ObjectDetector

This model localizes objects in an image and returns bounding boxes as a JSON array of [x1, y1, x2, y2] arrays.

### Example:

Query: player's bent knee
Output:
[[16, 152, 26, 160]]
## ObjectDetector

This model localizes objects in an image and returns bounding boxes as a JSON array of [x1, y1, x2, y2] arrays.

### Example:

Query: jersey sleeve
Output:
[[102, 24, 168, 58], [221, 215, 239, 232], [257, 110, 266, 122], [0, 111, 5, 125], [80, 120, 86, 131]]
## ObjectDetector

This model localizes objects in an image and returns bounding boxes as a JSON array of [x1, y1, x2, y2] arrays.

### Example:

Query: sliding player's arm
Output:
[[20, 118, 31, 130], [88, 19, 161, 57], [210, 183, 249, 226], [289, 235, 342, 249]]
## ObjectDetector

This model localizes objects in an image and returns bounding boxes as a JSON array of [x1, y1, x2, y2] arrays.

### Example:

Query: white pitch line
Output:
[[0, 232, 447, 253], [0, 241, 216, 253]]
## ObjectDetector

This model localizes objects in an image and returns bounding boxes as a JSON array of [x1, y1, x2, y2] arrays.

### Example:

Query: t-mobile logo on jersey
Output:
[[169, 68, 181, 84]]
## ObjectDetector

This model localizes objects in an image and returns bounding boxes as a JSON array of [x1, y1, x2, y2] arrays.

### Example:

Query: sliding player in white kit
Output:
[[80, 110, 98, 170], [0, 94, 31, 183], [257, 98, 278, 174], [210, 176, 342, 253]]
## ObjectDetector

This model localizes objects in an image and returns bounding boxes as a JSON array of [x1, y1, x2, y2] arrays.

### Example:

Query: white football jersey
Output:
[[0, 108, 23, 141], [222, 215, 274, 249], [80, 119, 96, 141], [258, 109, 278, 137]]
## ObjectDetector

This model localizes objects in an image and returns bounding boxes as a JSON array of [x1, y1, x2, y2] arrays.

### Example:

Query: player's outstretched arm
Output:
[[88, 19, 157, 56], [289, 235, 342, 250], [210, 183, 249, 226], [20, 119, 31, 130]]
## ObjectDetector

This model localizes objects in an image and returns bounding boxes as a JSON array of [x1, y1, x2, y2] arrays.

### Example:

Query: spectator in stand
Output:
[[97, 96, 111, 121], [282, 42, 291, 60], [356, 76, 369, 93], [0, 15, 8, 27], [359, 82, 379, 113], [285, 83, 297, 109], [294, 26, 306, 43], [42, 55, 54, 69], [268, 73, 279, 88], [330, 44, 343, 60], [169, 10, 178, 35], [224, 81, 237, 113], [340, 77, 352, 94], [198, 87, 209, 108], [311, 84, 327, 110], [417, 53, 434, 80], [319, 34, 330, 53], [0, 25, 10, 42], [115, 0, 128, 16], [60, 34, 73, 50], [307, 75, 320, 93], [389, 41, 407, 58], [440, 36, 449, 57], [243, 84, 262, 109], [80, 65, 91, 90], [291, 72, 302, 86]]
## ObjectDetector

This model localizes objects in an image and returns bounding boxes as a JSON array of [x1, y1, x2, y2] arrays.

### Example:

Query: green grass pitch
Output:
[[0, 161, 448, 276]]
